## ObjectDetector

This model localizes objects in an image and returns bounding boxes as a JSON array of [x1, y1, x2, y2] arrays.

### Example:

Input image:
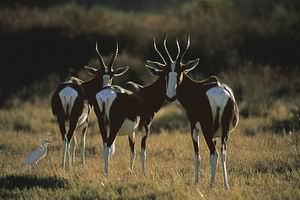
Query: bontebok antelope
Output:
[[147, 35, 239, 188], [51, 41, 129, 170], [92, 37, 178, 176]]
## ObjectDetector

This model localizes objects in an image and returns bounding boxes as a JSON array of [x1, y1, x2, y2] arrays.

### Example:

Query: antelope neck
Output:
[[82, 76, 103, 100], [140, 76, 166, 114]]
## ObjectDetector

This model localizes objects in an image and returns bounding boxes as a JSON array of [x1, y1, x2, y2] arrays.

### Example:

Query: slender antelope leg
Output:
[[220, 99, 234, 189], [66, 126, 78, 169], [192, 122, 201, 184], [66, 97, 82, 169], [57, 115, 67, 170], [103, 124, 110, 176], [128, 132, 136, 172], [141, 125, 149, 176], [201, 122, 218, 187], [67, 140, 72, 167], [209, 141, 218, 187], [97, 114, 108, 175], [221, 142, 229, 189], [104, 119, 121, 176], [62, 136, 68, 170], [70, 135, 77, 165], [103, 142, 109, 176], [80, 119, 89, 165]]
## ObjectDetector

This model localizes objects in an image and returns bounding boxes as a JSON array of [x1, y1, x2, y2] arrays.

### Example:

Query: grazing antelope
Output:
[[92, 37, 178, 176], [147, 35, 239, 188], [51, 41, 129, 170]]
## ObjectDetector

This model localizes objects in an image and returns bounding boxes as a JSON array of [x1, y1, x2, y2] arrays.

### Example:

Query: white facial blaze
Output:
[[102, 75, 112, 87], [166, 63, 178, 99]]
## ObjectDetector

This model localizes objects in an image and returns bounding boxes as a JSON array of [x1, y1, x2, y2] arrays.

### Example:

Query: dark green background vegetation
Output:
[[0, 0, 299, 132]]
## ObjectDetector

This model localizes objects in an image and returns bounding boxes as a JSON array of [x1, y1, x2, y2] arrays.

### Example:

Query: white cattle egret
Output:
[[21, 139, 50, 171]]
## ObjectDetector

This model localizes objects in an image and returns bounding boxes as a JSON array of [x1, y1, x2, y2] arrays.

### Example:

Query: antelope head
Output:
[[146, 34, 199, 101], [84, 41, 129, 87]]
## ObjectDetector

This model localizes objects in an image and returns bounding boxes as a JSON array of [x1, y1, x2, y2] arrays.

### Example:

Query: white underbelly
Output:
[[118, 117, 140, 136]]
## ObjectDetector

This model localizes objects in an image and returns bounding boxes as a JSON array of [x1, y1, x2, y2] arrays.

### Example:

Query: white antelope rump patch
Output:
[[95, 88, 117, 121], [58, 86, 79, 117], [206, 87, 231, 138]]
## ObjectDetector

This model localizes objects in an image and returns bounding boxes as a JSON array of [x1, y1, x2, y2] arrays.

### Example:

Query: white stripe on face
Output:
[[166, 63, 178, 99], [102, 75, 111, 87]]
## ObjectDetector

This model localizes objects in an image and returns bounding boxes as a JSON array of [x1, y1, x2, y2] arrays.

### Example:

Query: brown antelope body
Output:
[[147, 35, 239, 188], [51, 42, 128, 170]]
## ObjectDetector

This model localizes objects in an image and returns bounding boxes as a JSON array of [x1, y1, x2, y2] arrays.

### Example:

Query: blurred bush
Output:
[[0, 0, 299, 134]]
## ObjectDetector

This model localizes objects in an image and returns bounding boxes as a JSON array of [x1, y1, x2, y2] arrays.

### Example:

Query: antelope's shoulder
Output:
[[65, 76, 83, 85], [121, 81, 142, 93], [96, 85, 131, 103]]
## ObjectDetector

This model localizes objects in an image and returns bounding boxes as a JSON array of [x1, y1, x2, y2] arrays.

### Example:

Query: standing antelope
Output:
[[51, 41, 129, 170], [92, 37, 179, 176], [147, 35, 239, 188]]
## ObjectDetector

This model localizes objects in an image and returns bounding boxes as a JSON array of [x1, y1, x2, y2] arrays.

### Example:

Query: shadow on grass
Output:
[[0, 174, 70, 190]]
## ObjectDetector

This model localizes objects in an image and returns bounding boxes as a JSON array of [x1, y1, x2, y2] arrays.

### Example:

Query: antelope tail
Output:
[[213, 106, 220, 133]]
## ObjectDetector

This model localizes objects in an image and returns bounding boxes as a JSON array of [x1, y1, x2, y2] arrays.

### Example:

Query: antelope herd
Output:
[[51, 34, 239, 188]]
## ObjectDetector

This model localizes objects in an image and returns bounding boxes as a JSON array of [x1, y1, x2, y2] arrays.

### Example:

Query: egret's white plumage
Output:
[[21, 139, 50, 171]]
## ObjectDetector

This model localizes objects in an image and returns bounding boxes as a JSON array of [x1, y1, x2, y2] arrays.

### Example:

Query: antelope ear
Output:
[[84, 66, 98, 75], [145, 60, 164, 75], [184, 58, 199, 73], [113, 66, 129, 77]]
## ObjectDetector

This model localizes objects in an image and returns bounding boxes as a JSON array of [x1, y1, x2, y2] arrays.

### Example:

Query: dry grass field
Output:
[[0, 102, 299, 200]]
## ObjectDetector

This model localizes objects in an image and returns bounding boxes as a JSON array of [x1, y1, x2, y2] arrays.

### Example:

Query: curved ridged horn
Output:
[[96, 41, 106, 69], [153, 37, 166, 65], [108, 42, 118, 71], [163, 33, 174, 63], [175, 38, 181, 60], [180, 34, 190, 63]]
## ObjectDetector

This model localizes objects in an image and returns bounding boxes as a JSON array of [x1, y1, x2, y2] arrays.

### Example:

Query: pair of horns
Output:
[[153, 34, 190, 64], [95, 41, 118, 71]]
